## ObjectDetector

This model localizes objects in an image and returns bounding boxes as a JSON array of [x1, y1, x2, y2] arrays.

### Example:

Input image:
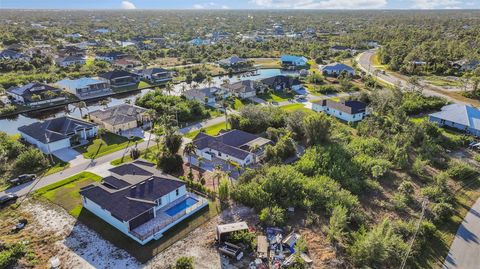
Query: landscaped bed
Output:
[[76, 132, 142, 159]]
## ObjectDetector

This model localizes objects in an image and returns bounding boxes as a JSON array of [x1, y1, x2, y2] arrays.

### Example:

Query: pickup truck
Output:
[[7, 174, 36, 186]]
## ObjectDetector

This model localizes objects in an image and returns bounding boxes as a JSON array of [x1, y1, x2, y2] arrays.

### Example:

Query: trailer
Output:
[[219, 241, 244, 261]]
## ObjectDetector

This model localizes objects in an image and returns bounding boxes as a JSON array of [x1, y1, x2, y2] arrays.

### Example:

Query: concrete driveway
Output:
[[52, 148, 88, 166], [443, 198, 480, 269]]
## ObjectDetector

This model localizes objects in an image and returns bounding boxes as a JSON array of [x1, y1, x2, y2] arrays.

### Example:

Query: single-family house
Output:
[[192, 129, 273, 167], [95, 52, 127, 62], [0, 49, 29, 60], [218, 56, 248, 68], [113, 58, 141, 70], [94, 28, 110, 34], [58, 45, 86, 57], [134, 68, 173, 84], [89, 104, 151, 134], [330, 45, 354, 53], [261, 75, 302, 92], [429, 104, 480, 137], [312, 99, 368, 122], [320, 63, 355, 76], [222, 80, 260, 99], [18, 116, 97, 154], [64, 33, 83, 39], [99, 70, 140, 88], [55, 77, 112, 100], [280, 55, 308, 67], [79, 160, 209, 245], [184, 87, 229, 106], [55, 55, 86, 67], [6, 82, 67, 106]]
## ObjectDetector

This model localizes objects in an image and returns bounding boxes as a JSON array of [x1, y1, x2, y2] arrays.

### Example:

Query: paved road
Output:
[[443, 198, 480, 269], [0, 114, 229, 197], [356, 50, 467, 104]]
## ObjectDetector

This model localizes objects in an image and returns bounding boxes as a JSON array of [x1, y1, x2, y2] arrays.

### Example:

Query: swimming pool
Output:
[[165, 197, 198, 216]]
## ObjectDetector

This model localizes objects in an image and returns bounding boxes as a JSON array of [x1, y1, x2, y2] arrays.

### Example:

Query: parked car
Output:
[[8, 174, 36, 186], [0, 193, 18, 205]]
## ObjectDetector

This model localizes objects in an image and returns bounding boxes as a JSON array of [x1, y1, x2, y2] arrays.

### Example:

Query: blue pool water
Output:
[[165, 197, 198, 216]]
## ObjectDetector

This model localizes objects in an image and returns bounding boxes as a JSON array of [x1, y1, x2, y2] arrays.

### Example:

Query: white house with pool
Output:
[[79, 160, 209, 245]]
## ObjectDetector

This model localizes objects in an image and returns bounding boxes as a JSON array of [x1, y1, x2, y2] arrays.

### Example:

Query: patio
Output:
[[187, 155, 252, 179], [130, 192, 209, 242]]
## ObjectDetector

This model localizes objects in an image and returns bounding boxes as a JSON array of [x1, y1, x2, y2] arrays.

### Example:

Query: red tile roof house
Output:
[[79, 160, 209, 245]]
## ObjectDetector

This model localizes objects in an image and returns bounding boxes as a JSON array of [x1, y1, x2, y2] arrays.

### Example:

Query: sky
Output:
[[1, 0, 479, 10]]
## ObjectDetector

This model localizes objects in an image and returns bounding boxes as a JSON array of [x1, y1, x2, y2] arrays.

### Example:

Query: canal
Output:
[[1, 68, 298, 135]]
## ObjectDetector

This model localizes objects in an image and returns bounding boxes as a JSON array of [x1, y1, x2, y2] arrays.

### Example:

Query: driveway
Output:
[[443, 197, 480, 269], [52, 148, 88, 166]]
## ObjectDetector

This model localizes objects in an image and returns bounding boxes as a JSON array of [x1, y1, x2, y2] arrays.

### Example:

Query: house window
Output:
[[157, 199, 162, 206], [176, 189, 179, 196]]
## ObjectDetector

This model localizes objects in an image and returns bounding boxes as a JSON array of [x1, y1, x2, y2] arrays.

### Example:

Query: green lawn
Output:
[[280, 103, 315, 114], [258, 91, 294, 102], [41, 159, 70, 177], [372, 53, 388, 70], [138, 80, 152, 88], [232, 98, 250, 110], [424, 76, 462, 87], [76, 132, 142, 159], [35, 172, 102, 217], [184, 121, 229, 139]]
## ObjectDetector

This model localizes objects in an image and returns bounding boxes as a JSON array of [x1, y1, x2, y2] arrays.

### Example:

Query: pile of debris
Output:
[[266, 227, 312, 268]]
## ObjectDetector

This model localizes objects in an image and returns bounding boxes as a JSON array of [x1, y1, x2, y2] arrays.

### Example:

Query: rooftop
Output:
[[314, 99, 367, 114], [89, 104, 148, 125], [18, 116, 97, 143], [80, 160, 185, 222], [55, 77, 108, 90], [430, 104, 480, 130]]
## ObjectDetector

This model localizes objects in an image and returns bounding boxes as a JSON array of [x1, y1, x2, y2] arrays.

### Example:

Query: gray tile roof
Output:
[[99, 70, 138, 80], [134, 67, 171, 76], [89, 104, 148, 126], [18, 116, 97, 143], [430, 104, 480, 130], [223, 80, 257, 94], [314, 99, 367, 114], [80, 160, 185, 221], [7, 82, 63, 103], [192, 129, 272, 160]]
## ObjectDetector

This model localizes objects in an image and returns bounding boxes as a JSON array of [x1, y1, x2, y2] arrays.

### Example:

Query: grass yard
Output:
[[76, 132, 142, 159], [35, 172, 102, 217], [183, 121, 229, 139], [280, 103, 315, 114], [251, 58, 281, 69], [232, 98, 250, 110], [424, 76, 463, 87], [372, 53, 388, 70], [41, 159, 70, 177], [258, 91, 294, 102], [138, 80, 152, 88]]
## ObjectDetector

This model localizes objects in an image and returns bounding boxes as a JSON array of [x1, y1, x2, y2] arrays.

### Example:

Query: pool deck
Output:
[[130, 192, 208, 241]]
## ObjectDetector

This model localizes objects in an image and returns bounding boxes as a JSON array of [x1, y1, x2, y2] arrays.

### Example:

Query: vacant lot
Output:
[[76, 132, 142, 159], [281, 103, 315, 114]]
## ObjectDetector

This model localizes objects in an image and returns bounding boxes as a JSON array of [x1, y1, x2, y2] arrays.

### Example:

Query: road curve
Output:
[[356, 50, 470, 105]]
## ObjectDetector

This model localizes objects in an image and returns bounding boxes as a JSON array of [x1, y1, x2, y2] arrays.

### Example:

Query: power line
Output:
[[400, 197, 429, 269]]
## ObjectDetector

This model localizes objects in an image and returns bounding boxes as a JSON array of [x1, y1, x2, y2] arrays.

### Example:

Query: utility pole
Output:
[[400, 197, 429, 269]]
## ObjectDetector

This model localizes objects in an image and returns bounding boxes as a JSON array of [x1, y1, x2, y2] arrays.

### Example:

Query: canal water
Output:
[[1, 69, 298, 135]]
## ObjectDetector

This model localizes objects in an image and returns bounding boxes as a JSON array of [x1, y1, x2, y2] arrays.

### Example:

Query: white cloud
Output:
[[193, 2, 230, 9], [121, 0, 136, 9], [250, 0, 387, 9], [411, 0, 462, 9]]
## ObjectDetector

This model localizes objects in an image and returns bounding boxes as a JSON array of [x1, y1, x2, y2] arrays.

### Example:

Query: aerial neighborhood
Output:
[[1, 7, 480, 269]]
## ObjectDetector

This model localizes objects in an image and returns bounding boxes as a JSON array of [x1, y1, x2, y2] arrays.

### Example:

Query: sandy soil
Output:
[[16, 201, 257, 269]]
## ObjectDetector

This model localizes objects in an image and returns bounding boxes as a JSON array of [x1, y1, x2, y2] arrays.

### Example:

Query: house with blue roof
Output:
[[55, 77, 112, 100], [280, 55, 308, 67], [320, 62, 355, 76], [429, 104, 480, 137]]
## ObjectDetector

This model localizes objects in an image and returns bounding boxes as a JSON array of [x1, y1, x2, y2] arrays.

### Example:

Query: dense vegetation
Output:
[[0, 132, 50, 185], [232, 88, 476, 268]]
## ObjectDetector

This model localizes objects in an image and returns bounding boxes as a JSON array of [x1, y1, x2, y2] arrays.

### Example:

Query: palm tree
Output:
[[219, 96, 234, 130], [73, 101, 88, 118], [222, 78, 230, 86], [250, 144, 260, 165], [212, 164, 223, 193], [144, 109, 156, 153], [180, 83, 187, 95], [100, 98, 110, 109], [44, 90, 57, 99], [183, 142, 197, 174], [165, 82, 174, 96], [124, 99, 132, 104]]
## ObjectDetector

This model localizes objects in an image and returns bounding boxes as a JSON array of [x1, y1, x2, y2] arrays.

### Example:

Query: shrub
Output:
[[156, 153, 183, 174], [175, 256, 194, 269], [14, 147, 48, 173], [259, 206, 285, 226], [231, 230, 256, 252], [431, 202, 454, 222], [218, 179, 230, 201], [447, 160, 478, 181]]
